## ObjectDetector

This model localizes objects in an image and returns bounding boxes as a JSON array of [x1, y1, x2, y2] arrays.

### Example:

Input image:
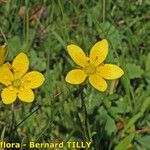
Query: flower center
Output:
[[84, 64, 96, 75], [12, 79, 22, 88]]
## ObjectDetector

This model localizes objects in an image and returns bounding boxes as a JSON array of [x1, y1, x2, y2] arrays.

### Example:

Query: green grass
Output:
[[0, 0, 150, 150]]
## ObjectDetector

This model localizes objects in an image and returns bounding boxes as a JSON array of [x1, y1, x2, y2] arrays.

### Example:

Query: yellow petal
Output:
[[97, 64, 124, 80], [65, 69, 87, 84], [22, 71, 45, 89], [0, 63, 14, 86], [1, 86, 17, 104], [67, 44, 87, 67], [12, 52, 29, 79], [89, 73, 107, 92], [89, 39, 108, 66], [18, 88, 35, 103]]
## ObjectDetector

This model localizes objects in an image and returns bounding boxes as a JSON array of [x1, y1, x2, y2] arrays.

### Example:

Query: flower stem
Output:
[[11, 92, 62, 132], [80, 86, 90, 142], [102, 0, 107, 38], [10, 104, 16, 131], [9, 104, 20, 141], [102, 0, 106, 24]]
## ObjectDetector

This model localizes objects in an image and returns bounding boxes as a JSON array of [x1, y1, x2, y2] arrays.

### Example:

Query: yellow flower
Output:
[[0, 44, 10, 85], [0, 52, 45, 104], [65, 39, 124, 92]]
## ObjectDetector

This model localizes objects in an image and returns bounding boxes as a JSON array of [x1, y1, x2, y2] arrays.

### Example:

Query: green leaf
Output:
[[121, 97, 150, 133], [145, 53, 150, 71], [96, 22, 122, 50], [29, 50, 46, 72], [145, 53, 150, 83], [115, 134, 135, 150], [105, 116, 116, 136], [7, 36, 21, 60], [145, 0, 150, 4], [137, 135, 150, 149], [126, 63, 144, 79], [97, 106, 117, 136], [112, 100, 130, 114], [86, 90, 103, 114], [7, 36, 29, 60]]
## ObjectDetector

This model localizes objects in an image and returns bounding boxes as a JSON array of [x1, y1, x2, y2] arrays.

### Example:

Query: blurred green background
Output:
[[0, 0, 150, 150]]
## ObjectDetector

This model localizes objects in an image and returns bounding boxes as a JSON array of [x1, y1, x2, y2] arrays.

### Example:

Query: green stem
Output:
[[25, 0, 29, 46], [102, 0, 106, 24], [12, 92, 62, 133], [10, 104, 15, 132], [102, 0, 106, 38], [80, 87, 90, 142], [0, 27, 8, 43], [10, 104, 20, 140], [14, 106, 41, 130]]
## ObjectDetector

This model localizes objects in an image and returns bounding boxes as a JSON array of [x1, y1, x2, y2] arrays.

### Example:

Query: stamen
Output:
[[84, 64, 96, 75], [95, 56, 98, 60], [12, 79, 22, 88]]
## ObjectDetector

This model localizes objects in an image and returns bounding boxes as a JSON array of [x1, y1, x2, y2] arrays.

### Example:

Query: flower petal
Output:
[[0, 63, 14, 86], [1, 86, 17, 104], [18, 88, 35, 103], [12, 52, 29, 79], [22, 71, 45, 89], [90, 39, 108, 66], [65, 69, 87, 84], [67, 44, 87, 67], [89, 73, 107, 92], [97, 64, 124, 80]]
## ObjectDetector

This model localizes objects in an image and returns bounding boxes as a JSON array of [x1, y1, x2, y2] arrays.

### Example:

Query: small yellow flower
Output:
[[0, 52, 45, 104], [65, 39, 124, 92]]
